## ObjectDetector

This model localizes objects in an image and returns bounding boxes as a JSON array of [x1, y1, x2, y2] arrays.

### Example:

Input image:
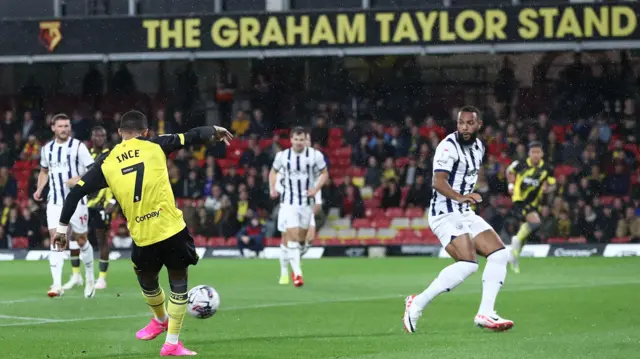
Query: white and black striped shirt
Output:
[[272, 147, 326, 206], [40, 138, 94, 206], [430, 132, 485, 217]]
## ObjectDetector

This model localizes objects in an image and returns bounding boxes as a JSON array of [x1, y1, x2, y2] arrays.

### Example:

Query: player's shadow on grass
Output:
[[191, 331, 396, 345]]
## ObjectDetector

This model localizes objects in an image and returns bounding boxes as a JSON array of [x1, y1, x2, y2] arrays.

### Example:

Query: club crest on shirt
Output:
[[456, 222, 463, 230]]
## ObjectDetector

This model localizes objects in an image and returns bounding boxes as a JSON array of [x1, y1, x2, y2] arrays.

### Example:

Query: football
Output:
[[186, 285, 220, 319]]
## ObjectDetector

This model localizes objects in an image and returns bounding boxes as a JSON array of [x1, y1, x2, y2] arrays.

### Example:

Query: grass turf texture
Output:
[[0, 257, 638, 359]]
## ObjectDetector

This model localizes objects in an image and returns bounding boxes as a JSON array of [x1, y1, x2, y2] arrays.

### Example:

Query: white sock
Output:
[[279, 245, 289, 277], [479, 248, 509, 315], [411, 261, 478, 314], [49, 250, 64, 288], [511, 236, 522, 256], [80, 242, 95, 281], [287, 242, 302, 276], [166, 334, 179, 345]]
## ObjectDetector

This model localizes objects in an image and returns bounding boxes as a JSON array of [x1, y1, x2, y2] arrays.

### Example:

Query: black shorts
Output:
[[512, 201, 538, 222], [88, 208, 111, 231], [131, 227, 199, 273]]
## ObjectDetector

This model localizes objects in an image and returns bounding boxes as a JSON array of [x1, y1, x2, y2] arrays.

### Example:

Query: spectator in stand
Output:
[[400, 157, 420, 187], [536, 205, 558, 241], [596, 206, 618, 242], [606, 164, 631, 196], [20, 135, 40, 161], [231, 110, 250, 137], [578, 205, 598, 242], [381, 179, 401, 209], [183, 170, 203, 198], [405, 175, 430, 209], [0, 167, 17, 199], [364, 157, 382, 188], [311, 116, 329, 147], [562, 134, 585, 167], [381, 157, 397, 183], [0, 226, 7, 249], [344, 118, 361, 147], [236, 190, 254, 227], [216, 71, 237, 128], [215, 195, 238, 238], [0, 142, 11, 168], [494, 56, 517, 117], [204, 184, 224, 212], [223, 166, 244, 188], [248, 109, 269, 138], [236, 215, 265, 258], [21, 111, 39, 139], [169, 166, 185, 198], [557, 209, 571, 237], [194, 207, 216, 237], [616, 206, 640, 240], [545, 132, 562, 165], [4, 207, 25, 239], [406, 126, 423, 157], [341, 183, 364, 219], [112, 224, 133, 248], [351, 136, 370, 168], [1, 111, 17, 138]]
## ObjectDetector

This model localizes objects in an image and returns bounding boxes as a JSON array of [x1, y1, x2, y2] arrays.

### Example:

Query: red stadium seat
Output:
[[611, 237, 631, 243], [259, 139, 272, 149], [554, 165, 577, 178], [370, 217, 391, 228], [352, 218, 370, 229], [546, 237, 568, 244], [362, 238, 383, 246], [567, 237, 587, 244], [395, 157, 410, 168], [12, 237, 29, 249], [265, 237, 280, 247], [599, 196, 615, 206], [193, 235, 208, 247], [208, 237, 227, 247], [405, 208, 424, 218], [347, 167, 365, 177], [335, 147, 352, 158], [385, 207, 404, 218], [365, 207, 384, 218]]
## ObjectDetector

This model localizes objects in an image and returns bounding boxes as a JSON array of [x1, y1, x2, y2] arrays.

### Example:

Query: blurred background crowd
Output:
[[1, 50, 639, 250]]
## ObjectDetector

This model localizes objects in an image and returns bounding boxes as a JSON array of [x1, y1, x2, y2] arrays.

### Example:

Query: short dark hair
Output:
[[119, 110, 148, 132], [91, 125, 106, 134], [528, 140, 543, 150], [290, 126, 307, 137], [51, 113, 70, 125], [458, 106, 481, 120]]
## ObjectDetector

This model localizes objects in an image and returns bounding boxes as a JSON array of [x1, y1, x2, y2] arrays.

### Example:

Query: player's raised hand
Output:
[[213, 126, 233, 146], [51, 231, 68, 252], [460, 193, 482, 204]]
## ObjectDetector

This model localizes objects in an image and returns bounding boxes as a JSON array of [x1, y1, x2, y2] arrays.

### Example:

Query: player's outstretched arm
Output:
[[53, 159, 109, 251], [506, 161, 519, 194], [151, 126, 233, 154]]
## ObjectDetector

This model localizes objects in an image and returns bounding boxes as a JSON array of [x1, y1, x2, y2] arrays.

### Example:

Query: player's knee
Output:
[[487, 248, 509, 265], [169, 278, 188, 294], [453, 260, 479, 281], [527, 221, 541, 231], [137, 275, 159, 291]]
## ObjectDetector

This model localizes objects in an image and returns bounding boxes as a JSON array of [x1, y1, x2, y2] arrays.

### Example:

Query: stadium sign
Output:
[[0, 3, 638, 62]]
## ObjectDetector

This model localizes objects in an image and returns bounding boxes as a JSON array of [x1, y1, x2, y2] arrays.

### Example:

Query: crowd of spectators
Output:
[[1, 54, 640, 250]]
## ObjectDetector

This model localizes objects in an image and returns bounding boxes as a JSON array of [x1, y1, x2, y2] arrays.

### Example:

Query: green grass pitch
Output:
[[0, 257, 638, 358]]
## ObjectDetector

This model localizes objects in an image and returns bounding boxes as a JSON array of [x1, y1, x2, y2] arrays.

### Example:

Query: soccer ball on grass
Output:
[[186, 285, 220, 319]]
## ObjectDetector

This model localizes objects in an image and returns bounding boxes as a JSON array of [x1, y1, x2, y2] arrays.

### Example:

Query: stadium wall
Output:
[[1, 244, 638, 261]]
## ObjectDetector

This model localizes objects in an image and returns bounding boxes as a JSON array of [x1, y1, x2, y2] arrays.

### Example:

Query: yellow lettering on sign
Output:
[[539, 8, 559, 38], [142, 20, 161, 49], [211, 17, 238, 48], [337, 14, 366, 44], [185, 18, 201, 48], [612, 6, 636, 37], [261, 17, 285, 46], [392, 12, 418, 42], [556, 8, 582, 38], [518, 8, 539, 40], [455, 10, 484, 41], [376, 13, 395, 43], [239, 17, 260, 47], [583, 7, 608, 37], [439, 12, 456, 41], [485, 10, 507, 40], [310, 15, 335, 44], [287, 15, 310, 45], [415, 12, 438, 41]]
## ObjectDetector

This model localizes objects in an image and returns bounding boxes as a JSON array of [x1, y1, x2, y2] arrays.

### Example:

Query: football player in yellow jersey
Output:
[[506, 141, 556, 273], [86, 126, 116, 290], [53, 110, 232, 356]]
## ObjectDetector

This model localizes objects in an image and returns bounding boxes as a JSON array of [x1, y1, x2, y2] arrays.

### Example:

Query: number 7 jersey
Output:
[[78, 135, 189, 247]]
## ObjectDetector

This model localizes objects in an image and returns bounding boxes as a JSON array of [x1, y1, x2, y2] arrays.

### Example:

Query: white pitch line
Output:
[[0, 279, 638, 328], [0, 314, 58, 322]]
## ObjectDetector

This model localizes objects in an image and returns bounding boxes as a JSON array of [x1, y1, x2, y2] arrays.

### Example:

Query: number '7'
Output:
[[121, 162, 145, 202]]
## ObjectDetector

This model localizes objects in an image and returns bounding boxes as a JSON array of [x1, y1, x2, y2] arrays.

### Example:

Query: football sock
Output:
[[99, 260, 109, 279], [479, 248, 509, 315], [80, 242, 95, 280], [279, 244, 289, 277], [411, 261, 478, 313], [142, 287, 168, 323], [514, 223, 531, 256], [49, 250, 64, 288], [167, 279, 188, 345], [71, 256, 81, 275], [287, 241, 302, 276]]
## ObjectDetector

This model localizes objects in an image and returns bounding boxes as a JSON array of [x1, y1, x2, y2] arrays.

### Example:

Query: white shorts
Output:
[[428, 211, 493, 247], [46, 204, 89, 234], [278, 204, 315, 232]]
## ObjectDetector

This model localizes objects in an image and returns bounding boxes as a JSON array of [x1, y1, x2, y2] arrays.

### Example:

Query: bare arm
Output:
[[506, 161, 519, 193], [269, 168, 278, 195], [433, 171, 464, 203], [65, 176, 81, 188], [313, 168, 328, 192], [34, 168, 49, 201]]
